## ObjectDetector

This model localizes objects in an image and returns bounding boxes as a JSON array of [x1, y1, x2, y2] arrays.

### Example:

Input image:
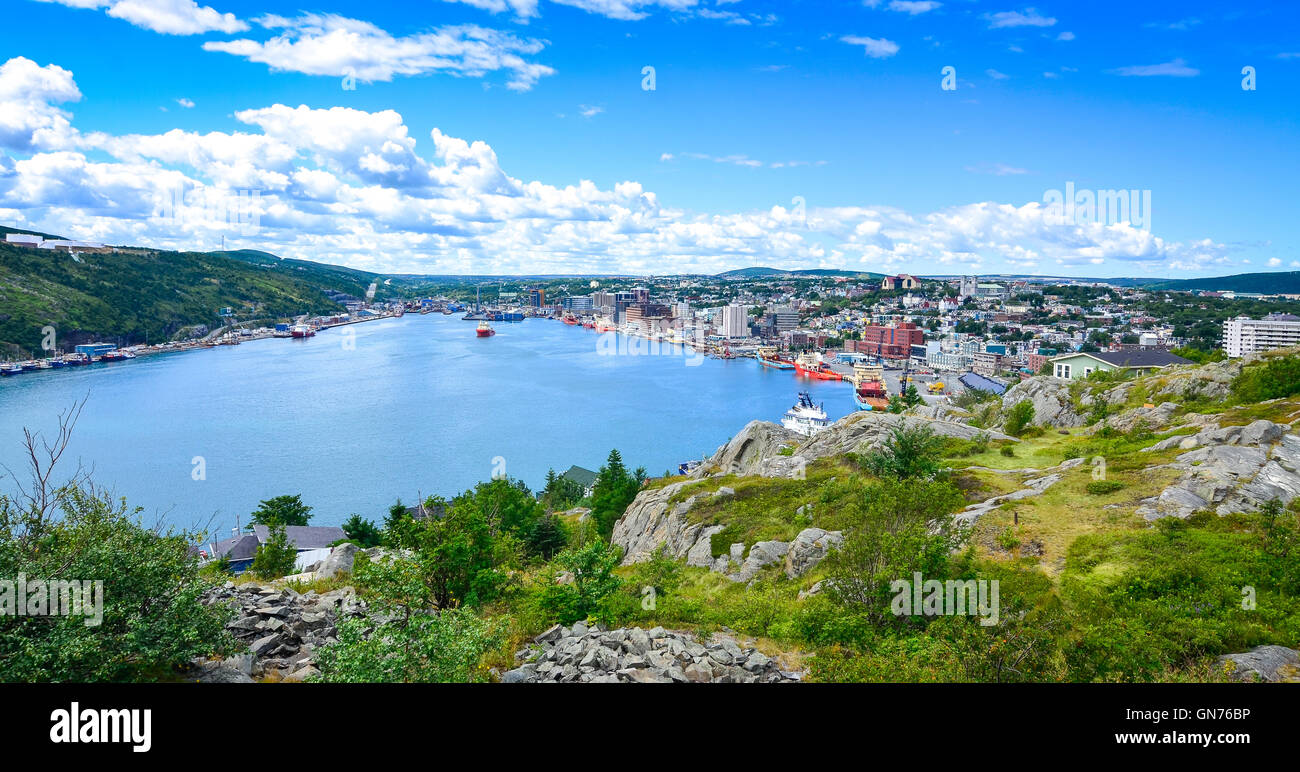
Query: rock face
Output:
[[1216, 645, 1300, 682], [999, 377, 1083, 428], [697, 420, 803, 478], [196, 581, 370, 682], [503, 625, 801, 683], [1094, 401, 1179, 434], [314, 543, 358, 579], [1145, 358, 1240, 403], [1137, 421, 1300, 520], [611, 480, 719, 565]]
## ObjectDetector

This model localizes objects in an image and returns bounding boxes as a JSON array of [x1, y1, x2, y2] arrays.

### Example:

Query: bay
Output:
[[0, 314, 855, 535]]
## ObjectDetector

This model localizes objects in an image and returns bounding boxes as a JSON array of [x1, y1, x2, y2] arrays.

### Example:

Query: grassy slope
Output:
[[0, 241, 385, 355]]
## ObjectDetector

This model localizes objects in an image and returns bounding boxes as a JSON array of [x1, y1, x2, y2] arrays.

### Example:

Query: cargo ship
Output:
[[781, 392, 830, 436], [476, 320, 496, 337], [794, 352, 843, 381], [756, 346, 796, 370], [290, 324, 315, 338]]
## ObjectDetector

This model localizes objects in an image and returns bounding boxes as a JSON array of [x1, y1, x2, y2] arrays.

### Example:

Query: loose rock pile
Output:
[[193, 581, 368, 683], [504, 623, 802, 683]]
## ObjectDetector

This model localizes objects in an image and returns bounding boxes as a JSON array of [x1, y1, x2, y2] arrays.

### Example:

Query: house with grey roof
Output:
[[1047, 350, 1192, 381], [200, 525, 347, 574]]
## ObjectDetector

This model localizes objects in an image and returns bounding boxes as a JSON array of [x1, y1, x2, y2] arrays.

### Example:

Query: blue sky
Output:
[[1, 0, 1297, 277]]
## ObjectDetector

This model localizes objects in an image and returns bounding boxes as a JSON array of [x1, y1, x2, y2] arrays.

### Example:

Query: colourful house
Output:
[[1048, 350, 1191, 380]]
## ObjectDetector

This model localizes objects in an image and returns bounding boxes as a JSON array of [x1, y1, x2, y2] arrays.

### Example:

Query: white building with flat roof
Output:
[[719, 304, 750, 338], [1222, 314, 1300, 357]]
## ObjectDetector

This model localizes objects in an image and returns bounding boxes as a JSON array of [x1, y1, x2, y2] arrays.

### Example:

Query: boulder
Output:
[[315, 543, 358, 579], [1216, 646, 1300, 682], [783, 528, 843, 579], [1000, 377, 1083, 428]]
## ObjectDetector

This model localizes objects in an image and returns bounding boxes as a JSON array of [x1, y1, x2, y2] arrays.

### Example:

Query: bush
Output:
[[860, 424, 946, 480], [1086, 480, 1124, 495], [1000, 445, 1016, 458], [537, 540, 624, 625], [315, 608, 502, 683], [0, 405, 233, 681], [341, 514, 383, 547], [1231, 356, 1300, 403], [1003, 400, 1036, 437]]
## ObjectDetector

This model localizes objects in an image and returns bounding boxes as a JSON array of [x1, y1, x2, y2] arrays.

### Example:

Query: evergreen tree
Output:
[[591, 449, 641, 540]]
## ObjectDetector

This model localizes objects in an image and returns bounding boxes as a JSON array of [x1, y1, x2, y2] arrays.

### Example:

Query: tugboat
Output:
[[794, 352, 843, 381], [290, 324, 315, 338], [781, 392, 830, 437], [756, 346, 796, 370], [476, 319, 496, 337], [561, 313, 579, 326]]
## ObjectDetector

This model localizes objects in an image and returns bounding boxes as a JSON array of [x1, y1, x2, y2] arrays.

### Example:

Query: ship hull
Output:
[[758, 356, 796, 370]]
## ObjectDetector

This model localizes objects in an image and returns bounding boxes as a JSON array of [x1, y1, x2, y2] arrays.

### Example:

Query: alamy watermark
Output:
[[1043, 181, 1151, 230], [890, 572, 999, 626], [153, 184, 262, 236], [1, 574, 103, 627]]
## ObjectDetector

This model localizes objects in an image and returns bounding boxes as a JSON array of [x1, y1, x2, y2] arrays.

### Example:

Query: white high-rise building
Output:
[[719, 304, 750, 338], [1222, 314, 1300, 357]]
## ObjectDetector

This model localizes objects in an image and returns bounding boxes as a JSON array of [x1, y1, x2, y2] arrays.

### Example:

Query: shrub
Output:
[[861, 423, 946, 480], [1231, 356, 1300, 403], [1086, 480, 1124, 495], [1000, 445, 1016, 458], [1003, 400, 1036, 437]]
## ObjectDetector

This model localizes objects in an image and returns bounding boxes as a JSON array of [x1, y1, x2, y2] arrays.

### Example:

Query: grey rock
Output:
[[1216, 645, 1300, 682]]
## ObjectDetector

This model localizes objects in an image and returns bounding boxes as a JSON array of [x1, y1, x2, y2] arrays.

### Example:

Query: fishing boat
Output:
[[0, 363, 23, 376], [781, 392, 830, 436], [756, 346, 796, 370], [101, 350, 129, 361], [582, 318, 596, 329], [65, 353, 90, 366], [476, 320, 496, 337], [794, 352, 843, 381]]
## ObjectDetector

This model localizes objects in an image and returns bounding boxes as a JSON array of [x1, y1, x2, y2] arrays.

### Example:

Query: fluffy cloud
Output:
[[0, 57, 81, 151], [986, 8, 1056, 28], [36, 0, 246, 35], [0, 56, 1242, 277], [1110, 58, 1200, 77], [841, 35, 900, 59], [203, 14, 555, 90]]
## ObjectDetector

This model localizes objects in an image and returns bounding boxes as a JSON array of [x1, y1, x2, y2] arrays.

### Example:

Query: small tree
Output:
[[250, 494, 313, 527], [250, 524, 298, 579], [861, 423, 946, 481], [342, 514, 383, 547]]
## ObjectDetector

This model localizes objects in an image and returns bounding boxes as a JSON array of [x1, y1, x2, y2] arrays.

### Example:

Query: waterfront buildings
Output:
[[1222, 314, 1300, 357]]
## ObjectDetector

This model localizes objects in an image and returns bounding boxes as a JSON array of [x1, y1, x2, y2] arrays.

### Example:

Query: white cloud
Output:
[[986, 8, 1056, 29], [579, 104, 604, 117], [1056, 31, 1074, 41], [203, 14, 555, 91], [985, 68, 1009, 80], [0, 57, 81, 151], [36, 0, 247, 35], [1111, 58, 1200, 77], [841, 35, 900, 59], [965, 162, 1026, 175], [887, 1, 941, 14], [1268, 257, 1282, 267], [548, 0, 701, 22], [176, 97, 195, 108], [0, 55, 1248, 277], [439, 0, 541, 19]]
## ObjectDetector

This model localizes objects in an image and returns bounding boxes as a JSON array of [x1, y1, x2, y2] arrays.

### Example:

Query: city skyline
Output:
[[1, 0, 1297, 278]]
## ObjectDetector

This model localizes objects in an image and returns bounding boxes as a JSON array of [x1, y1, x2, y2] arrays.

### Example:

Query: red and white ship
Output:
[[476, 320, 496, 337]]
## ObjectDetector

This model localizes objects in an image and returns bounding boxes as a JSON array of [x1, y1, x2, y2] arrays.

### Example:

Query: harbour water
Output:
[[0, 314, 855, 534]]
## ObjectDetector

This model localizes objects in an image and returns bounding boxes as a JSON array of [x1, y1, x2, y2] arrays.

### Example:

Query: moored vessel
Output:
[[781, 391, 830, 436], [756, 346, 796, 370]]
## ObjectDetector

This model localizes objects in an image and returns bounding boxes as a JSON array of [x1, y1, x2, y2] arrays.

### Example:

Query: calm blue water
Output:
[[0, 315, 854, 535]]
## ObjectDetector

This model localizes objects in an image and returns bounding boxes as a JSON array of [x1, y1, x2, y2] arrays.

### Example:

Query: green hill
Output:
[[1135, 271, 1300, 294], [0, 236, 386, 358]]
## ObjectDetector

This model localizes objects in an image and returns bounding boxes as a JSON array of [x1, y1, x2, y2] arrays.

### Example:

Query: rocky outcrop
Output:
[[783, 527, 844, 579], [999, 377, 1083, 428], [1137, 420, 1300, 520], [196, 581, 369, 682], [1093, 401, 1179, 434], [1145, 358, 1240, 403], [695, 420, 804, 478], [1216, 645, 1300, 682], [611, 480, 718, 565], [503, 624, 801, 683]]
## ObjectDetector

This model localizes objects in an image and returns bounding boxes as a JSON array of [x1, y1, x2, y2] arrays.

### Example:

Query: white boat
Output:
[[781, 391, 830, 436]]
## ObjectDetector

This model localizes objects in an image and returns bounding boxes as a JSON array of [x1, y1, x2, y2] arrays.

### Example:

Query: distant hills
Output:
[[0, 229, 385, 357], [1129, 271, 1300, 294]]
